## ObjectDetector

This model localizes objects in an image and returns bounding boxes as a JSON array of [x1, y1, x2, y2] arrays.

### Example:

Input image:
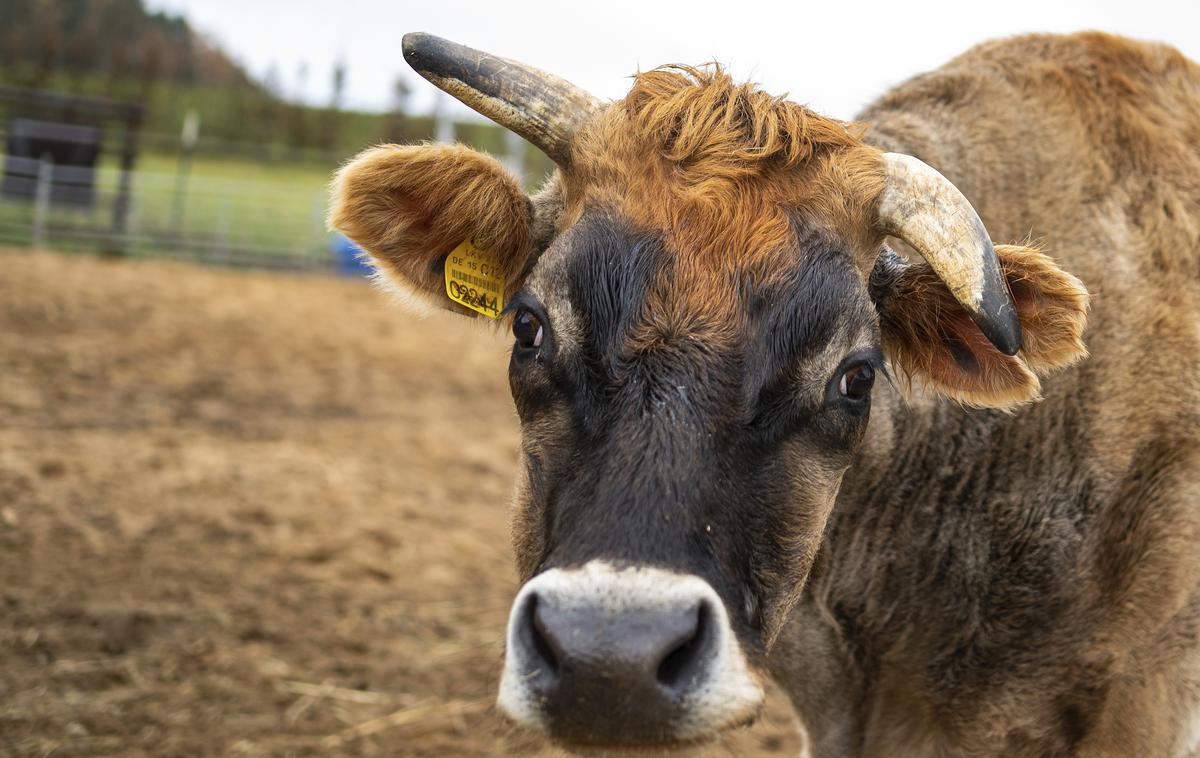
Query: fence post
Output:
[[311, 193, 327, 270], [32, 156, 53, 249], [109, 103, 144, 255], [503, 130, 525, 186], [216, 194, 233, 265], [433, 92, 455, 144], [171, 109, 201, 249]]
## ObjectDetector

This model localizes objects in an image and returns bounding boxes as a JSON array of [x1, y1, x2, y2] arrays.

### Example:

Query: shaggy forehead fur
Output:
[[552, 65, 888, 343]]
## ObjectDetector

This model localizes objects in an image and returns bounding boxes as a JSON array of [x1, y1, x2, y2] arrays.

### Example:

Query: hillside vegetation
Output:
[[0, 0, 552, 177]]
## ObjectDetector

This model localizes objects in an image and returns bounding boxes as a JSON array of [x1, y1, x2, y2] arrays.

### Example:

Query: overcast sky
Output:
[[147, 0, 1200, 122]]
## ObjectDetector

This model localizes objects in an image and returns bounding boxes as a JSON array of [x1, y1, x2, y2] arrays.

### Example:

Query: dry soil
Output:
[[0, 250, 803, 756]]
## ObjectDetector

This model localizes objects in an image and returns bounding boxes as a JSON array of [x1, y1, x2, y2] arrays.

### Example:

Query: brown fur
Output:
[[563, 65, 888, 346], [328, 142, 533, 315], [329, 67, 1084, 408], [878, 244, 1089, 407], [330, 31, 1200, 756], [787, 31, 1200, 756]]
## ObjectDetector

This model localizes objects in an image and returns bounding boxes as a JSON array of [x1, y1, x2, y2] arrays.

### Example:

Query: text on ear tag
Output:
[[444, 238, 504, 318]]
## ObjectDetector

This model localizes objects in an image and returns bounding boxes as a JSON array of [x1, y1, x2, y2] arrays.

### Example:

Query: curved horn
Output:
[[402, 32, 600, 166], [876, 153, 1022, 356]]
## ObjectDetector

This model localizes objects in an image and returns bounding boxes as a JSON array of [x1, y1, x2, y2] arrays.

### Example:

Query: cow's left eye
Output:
[[513, 310, 544, 350], [838, 363, 875, 400]]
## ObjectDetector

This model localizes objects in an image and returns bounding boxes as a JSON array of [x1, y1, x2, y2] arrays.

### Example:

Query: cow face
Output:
[[496, 222, 878, 746], [329, 35, 1089, 750]]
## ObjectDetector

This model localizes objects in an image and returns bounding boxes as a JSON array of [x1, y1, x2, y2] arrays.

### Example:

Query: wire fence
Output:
[[0, 86, 543, 274], [1, 153, 337, 270]]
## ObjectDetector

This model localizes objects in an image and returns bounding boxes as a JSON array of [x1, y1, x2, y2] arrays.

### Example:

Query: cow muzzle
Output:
[[498, 560, 764, 747]]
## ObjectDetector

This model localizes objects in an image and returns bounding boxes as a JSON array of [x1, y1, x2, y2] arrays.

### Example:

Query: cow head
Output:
[[329, 34, 1089, 750]]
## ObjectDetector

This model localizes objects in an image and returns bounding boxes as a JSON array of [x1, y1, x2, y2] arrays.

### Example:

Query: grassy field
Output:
[[0, 150, 338, 263], [0, 141, 552, 266]]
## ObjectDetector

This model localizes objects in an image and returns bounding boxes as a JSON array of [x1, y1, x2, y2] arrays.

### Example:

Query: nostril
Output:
[[656, 601, 712, 690], [525, 594, 560, 678]]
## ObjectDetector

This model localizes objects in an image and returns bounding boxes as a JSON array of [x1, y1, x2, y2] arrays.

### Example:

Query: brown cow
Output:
[[330, 32, 1200, 756]]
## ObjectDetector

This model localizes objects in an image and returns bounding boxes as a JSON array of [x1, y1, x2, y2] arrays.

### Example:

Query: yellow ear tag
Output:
[[444, 238, 504, 318]]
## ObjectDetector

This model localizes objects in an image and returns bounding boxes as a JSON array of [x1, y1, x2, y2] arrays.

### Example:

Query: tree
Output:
[[330, 59, 346, 110], [32, 0, 63, 87], [384, 75, 412, 142], [320, 58, 347, 152], [67, 2, 101, 92]]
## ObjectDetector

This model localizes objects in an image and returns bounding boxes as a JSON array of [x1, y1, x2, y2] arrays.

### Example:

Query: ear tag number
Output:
[[444, 238, 504, 318]]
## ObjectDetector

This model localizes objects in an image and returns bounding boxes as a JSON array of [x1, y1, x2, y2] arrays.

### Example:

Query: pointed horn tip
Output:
[[975, 296, 1023, 356], [394, 31, 598, 167], [401, 32, 443, 68]]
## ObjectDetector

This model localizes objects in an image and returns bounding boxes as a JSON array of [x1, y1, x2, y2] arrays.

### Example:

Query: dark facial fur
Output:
[[508, 212, 882, 655]]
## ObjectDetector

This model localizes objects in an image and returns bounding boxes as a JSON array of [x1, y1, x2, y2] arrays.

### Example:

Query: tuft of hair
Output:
[[624, 64, 868, 177], [573, 63, 888, 265]]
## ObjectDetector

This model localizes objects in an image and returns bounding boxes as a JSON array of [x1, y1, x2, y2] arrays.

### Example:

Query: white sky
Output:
[[147, 0, 1200, 121]]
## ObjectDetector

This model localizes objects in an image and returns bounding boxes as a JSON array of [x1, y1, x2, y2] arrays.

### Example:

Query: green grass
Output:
[[1, 137, 553, 266], [137, 151, 337, 185], [0, 150, 337, 263]]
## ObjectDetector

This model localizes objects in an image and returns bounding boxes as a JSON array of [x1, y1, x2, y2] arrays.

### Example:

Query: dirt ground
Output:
[[0, 250, 803, 756]]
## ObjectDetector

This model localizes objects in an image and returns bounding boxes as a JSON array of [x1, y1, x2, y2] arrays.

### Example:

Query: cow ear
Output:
[[871, 244, 1089, 409], [329, 143, 533, 317]]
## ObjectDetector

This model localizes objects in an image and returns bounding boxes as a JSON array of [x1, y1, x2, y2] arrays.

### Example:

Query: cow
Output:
[[329, 31, 1200, 756]]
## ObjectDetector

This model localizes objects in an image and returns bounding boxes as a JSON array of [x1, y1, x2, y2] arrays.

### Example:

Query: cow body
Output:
[[779, 34, 1200, 756], [331, 31, 1200, 757]]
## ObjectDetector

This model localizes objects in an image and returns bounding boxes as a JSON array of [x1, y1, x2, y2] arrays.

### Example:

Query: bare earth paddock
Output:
[[0, 250, 802, 756]]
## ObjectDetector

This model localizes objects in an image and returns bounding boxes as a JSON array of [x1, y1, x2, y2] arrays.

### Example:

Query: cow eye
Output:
[[513, 310, 544, 350], [838, 363, 875, 400]]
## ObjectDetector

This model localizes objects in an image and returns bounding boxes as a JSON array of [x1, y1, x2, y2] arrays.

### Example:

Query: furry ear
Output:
[[328, 143, 533, 315], [871, 244, 1089, 409]]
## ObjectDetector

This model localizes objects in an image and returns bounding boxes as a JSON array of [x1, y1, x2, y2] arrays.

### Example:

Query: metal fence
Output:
[[1, 153, 335, 270], [0, 86, 552, 273], [0, 85, 349, 271]]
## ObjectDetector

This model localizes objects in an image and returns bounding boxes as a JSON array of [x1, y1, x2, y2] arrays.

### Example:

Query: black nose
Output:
[[512, 590, 717, 743]]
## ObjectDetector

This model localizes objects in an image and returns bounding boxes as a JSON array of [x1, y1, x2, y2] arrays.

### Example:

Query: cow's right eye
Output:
[[838, 363, 875, 400], [513, 310, 544, 350]]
